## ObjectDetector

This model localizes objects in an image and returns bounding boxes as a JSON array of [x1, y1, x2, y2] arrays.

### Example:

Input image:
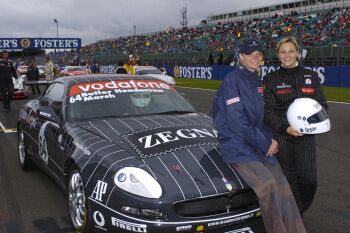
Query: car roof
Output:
[[55, 74, 163, 89], [134, 66, 157, 70]]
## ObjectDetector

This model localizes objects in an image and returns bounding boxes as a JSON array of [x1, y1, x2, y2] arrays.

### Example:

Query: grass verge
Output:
[[175, 78, 350, 103]]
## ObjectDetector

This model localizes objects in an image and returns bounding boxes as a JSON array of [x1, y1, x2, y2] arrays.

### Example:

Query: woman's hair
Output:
[[276, 36, 300, 53]]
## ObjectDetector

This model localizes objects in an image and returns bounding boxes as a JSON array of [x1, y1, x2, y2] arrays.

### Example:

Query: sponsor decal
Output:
[[73, 141, 91, 155], [276, 88, 292, 95], [90, 180, 108, 202], [176, 225, 192, 232], [305, 126, 317, 133], [173, 66, 213, 79], [20, 38, 31, 48], [39, 111, 51, 118], [301, 87, 315, 94], [207, 213, 255, 228], [305, 78, 312, 85], [0, 38, 81, 49], [276, 83, 292, 89], [226, 97, 240, 106], [174, 164, 182, 174], [222, 177, 233, 191], [122, 125, 218, 158], [223, 227, 254, 233], [69, 80, 172, 97], [93, 211, 106, 230], [196, 225, 204, 231], [111, 217, 147, 232], [69, 90, 117, 103]]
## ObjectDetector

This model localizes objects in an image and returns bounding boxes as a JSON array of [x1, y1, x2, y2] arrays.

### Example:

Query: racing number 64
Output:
[[38, 122, 51, 165]]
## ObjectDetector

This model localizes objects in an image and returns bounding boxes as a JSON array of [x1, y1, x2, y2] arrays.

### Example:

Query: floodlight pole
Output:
[[54, 19, 59, 53]]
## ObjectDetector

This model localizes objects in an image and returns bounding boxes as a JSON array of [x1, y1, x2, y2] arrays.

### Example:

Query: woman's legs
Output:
[[231, 161, 306, 233]]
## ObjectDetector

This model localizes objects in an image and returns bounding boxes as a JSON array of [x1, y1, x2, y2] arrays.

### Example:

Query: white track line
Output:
[[0, 121, 17, 134]]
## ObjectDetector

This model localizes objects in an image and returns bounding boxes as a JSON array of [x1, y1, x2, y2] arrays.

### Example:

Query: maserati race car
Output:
[[60, 65, 89, 76], [17, 74, 264, 233], [134, 66, 176, 86]]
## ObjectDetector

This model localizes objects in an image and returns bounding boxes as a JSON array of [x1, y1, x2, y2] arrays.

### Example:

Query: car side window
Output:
[[40, 83, 64, 107]]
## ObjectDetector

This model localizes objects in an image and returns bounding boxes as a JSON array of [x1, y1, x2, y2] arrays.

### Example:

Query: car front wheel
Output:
[[68, 169, 92, 233], [18, 129, 33, 170]]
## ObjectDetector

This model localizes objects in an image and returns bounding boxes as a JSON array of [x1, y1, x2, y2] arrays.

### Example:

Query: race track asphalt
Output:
[[0, 87, 349, 233]]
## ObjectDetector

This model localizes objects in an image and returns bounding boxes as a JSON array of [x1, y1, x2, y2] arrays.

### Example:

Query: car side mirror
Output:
[[37, 106, 61, 124]]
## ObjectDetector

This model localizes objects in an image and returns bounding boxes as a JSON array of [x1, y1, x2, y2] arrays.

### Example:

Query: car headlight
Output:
[[114, 167, 162, 199]]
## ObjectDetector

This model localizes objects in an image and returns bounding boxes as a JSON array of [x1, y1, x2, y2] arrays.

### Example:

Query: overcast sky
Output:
[[0, 0, 294, 45]]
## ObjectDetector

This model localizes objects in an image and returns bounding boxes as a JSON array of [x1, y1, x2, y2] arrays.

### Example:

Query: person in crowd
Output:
[[85, 63, 91, 74], [0, 50, 17, 111], [44, 56, 54, 81], [212, 39, 306, 233], [264, 36, 328, 214], [26, 60, 41, 95], [217, 53, 223, 65], [123, 55, 135, 74], [208, 53, 214, 65], [116, 61, 128, 74]]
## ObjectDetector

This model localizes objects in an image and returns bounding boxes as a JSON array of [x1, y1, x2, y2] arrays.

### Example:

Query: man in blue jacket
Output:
[[212, 39, 306, 233]]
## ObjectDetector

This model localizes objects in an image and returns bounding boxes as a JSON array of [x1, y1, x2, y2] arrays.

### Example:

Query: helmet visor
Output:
[[307, 109, 328, 124]]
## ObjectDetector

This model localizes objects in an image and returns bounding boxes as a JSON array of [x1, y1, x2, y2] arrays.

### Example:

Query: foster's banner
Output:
[[0, 38, 81, 49], [164, 65, 350, 88]]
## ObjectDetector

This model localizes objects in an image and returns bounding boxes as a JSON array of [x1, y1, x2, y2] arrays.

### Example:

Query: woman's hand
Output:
[[267, 139, 279, 156], [287, 126, 303, 137]]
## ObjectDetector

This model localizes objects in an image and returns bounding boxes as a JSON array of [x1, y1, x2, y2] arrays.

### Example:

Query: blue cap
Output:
[[239, 39, 264, 55]]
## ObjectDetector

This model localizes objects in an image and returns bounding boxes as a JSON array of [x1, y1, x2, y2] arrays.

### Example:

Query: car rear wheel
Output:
[[18, 129, 33, 170], [68, 169, 92, 233]]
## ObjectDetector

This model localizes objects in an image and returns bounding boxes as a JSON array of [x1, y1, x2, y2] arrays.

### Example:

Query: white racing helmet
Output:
[[130, 92, 151, 108], [287, 98, 330, 134]]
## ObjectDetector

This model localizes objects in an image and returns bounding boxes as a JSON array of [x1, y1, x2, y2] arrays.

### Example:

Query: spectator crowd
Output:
[[51, 7, 350, 61]]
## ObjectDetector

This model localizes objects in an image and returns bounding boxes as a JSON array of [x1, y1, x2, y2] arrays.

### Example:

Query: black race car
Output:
[[17, 75, 265, 233]]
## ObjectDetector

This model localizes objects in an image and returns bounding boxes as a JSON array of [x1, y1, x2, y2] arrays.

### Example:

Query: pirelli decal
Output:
[[122, 125, 218, 158]]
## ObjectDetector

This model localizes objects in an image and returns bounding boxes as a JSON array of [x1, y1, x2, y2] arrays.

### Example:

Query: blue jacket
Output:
[[213, 65, 277, 164]]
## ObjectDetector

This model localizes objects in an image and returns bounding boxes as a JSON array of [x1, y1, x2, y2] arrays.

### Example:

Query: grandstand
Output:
[[207, 0, 349, 24], [52, 0, 350, 67]]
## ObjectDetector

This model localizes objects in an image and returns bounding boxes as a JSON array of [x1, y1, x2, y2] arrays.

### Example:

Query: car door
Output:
[[37, 82, 66, 179]]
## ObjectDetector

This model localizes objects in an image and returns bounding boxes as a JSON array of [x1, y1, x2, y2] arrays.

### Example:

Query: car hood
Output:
[[74, 113, 248, 200]]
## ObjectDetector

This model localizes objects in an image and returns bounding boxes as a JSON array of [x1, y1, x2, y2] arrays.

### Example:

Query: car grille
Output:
[[174, 189, 258, 218]]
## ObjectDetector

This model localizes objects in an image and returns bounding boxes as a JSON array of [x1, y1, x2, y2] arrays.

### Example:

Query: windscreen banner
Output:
[[0, 38, 81, 49]]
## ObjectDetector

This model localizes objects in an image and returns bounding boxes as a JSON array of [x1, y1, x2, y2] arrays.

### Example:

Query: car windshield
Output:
[[135, 68, 163, 75], [67, 67, 85, 72], [66, 79, 195, 121]]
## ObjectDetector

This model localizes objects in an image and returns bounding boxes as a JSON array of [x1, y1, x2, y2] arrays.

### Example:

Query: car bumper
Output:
[[13, 89, 29, 99], [89, 198, 265, 233]]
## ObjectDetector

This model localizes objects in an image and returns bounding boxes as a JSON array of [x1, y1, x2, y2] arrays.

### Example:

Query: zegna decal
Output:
[[122, 125, 218, 158]]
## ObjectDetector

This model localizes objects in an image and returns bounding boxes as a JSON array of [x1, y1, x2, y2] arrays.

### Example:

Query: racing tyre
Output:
[[68, 169, 93, 233], [18, 129, 34, 170]]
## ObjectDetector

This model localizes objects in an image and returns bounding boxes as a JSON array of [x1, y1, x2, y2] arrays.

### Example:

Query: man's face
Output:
[[2, 52, 8, 60]]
